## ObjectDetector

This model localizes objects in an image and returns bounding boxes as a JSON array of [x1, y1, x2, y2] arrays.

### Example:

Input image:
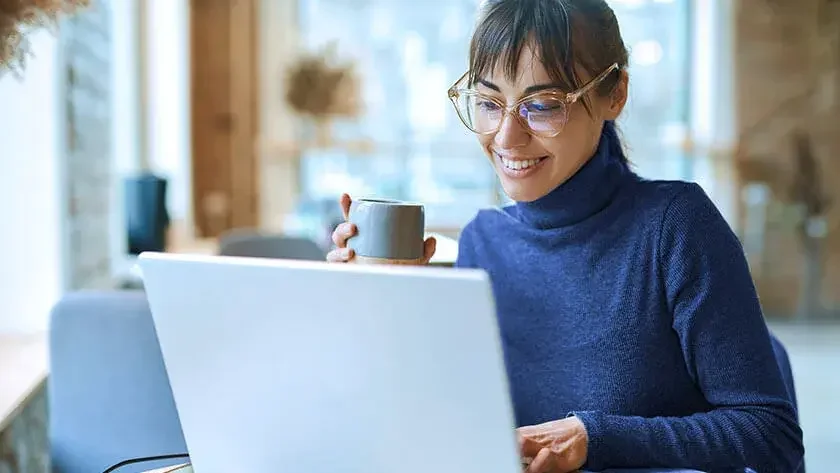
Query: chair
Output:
[[49, 291, 187, 473], [218, 230, 327, 261]]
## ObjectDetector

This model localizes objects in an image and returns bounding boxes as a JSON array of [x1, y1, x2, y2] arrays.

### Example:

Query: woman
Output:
[[328, 0, 804, 471]]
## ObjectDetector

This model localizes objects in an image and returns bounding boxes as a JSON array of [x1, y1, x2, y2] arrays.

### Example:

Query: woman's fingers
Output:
[[340, 193, 352, 220], [422, 237, 437, 263], [518, 432, 546, 459], [326, 247, 354, 263], [523, 447, 553, 473], [331, 222, 357, 248], [327, 193, 356, 263]]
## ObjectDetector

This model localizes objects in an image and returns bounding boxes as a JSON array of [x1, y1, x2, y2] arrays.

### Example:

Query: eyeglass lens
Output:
[[453, 94, 569, 135]]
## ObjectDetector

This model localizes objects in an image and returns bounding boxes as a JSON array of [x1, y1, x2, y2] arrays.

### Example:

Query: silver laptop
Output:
[[138, 252, 521, 473]]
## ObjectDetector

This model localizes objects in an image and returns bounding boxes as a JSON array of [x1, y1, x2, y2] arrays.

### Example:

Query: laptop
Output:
[[138, 252, 521, 473]]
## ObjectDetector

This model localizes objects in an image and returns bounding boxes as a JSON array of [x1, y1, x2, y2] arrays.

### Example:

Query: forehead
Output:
[[480, 45, 553, 92]]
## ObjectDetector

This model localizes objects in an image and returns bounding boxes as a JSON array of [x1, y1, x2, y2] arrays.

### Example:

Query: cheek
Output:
[[541, 113, 600, 160], [477, 135, 495, 157], [536, 133, 592, 176], [570, 106, 605, 142], [534, 136, 567, 158]]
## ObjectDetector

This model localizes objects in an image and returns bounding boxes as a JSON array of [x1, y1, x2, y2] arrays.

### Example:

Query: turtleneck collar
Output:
[[514, 129, 632, 229]]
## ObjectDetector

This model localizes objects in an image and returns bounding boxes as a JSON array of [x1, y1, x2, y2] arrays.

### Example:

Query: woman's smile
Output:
[[495, 151, 551, 179]]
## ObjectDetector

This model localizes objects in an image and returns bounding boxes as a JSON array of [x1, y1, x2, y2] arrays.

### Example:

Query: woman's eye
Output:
[[526, 101, 561, 112], [477, 100, 500, 111]]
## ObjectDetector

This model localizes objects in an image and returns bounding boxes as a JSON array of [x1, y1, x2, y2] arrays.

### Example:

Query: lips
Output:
[[498, 155, 548, 171], [494, 151, 550, 178]]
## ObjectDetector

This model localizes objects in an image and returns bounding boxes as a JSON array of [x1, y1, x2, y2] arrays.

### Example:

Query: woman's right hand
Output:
[[326, 193, 358, 263], [325, 193, 437, 264]]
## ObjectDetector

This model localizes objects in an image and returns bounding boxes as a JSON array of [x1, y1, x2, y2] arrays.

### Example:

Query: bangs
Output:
[[468, 0, 580, 92]]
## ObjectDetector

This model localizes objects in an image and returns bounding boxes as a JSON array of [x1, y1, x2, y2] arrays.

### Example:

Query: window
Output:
[[296, 0, 692, 227], [0, 31, 64, 333], [610, 0, 692, 180]]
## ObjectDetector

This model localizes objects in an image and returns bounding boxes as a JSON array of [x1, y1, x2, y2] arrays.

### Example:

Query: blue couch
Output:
[[49, 291, 187, 472]]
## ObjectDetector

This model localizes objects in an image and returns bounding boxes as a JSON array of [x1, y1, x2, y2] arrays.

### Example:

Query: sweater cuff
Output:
[[568, 410, 611, 471]]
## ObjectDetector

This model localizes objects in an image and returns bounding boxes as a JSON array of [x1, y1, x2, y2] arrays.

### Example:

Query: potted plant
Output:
[[283, 42, 361, 148]]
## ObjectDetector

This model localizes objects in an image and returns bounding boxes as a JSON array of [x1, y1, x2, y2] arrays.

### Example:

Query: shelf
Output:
[[0, 333, 48, 432]]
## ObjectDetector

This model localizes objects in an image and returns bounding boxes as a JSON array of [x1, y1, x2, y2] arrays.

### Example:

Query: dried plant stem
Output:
[[1, 0, 90, 74], [284, 42, 360, 121]]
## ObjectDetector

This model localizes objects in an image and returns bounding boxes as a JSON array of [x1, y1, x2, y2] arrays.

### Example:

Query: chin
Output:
[[499, 179, 553, 203], [486, 148, 561, 203]]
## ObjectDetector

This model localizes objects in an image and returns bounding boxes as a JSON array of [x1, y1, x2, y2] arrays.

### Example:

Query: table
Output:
[[123, 231, 459, 281], [0, 333, 48, 432], [426, 232, 459, 266]]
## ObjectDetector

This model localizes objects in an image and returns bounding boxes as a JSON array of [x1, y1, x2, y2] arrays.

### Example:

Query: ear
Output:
[[603, 70, 628, 120]]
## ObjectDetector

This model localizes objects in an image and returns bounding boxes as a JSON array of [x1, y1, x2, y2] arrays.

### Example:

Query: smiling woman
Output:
[[0, 0, 89, 73], [328, 0, 804, 472]]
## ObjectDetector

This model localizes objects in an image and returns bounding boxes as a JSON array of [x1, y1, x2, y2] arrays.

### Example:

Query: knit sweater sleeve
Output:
[[574, 183, 804, 473]]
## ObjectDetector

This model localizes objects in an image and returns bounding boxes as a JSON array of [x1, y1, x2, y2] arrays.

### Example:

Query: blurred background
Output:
[[0, 0, 837, 471]]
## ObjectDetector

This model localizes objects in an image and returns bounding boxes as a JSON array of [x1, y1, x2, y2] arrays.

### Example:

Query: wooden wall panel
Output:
[[190, 0, 259, 238], [229, 0, 259, 229]]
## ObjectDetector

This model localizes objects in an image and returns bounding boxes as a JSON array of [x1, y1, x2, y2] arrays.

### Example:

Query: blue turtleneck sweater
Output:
[[455, 127, 804, 472]]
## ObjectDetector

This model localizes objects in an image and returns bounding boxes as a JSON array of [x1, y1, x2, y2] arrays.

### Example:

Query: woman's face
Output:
[[475, 45, 627, 202]]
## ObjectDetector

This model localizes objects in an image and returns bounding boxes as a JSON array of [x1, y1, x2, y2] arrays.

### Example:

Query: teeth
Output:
[[499, 155, 544, 171]]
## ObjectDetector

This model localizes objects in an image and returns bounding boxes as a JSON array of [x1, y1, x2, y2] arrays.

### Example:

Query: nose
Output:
[[493, 112, 530, 149]]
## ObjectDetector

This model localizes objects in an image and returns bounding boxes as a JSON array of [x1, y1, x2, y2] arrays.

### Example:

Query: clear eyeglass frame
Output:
[[446, 62, 619, 138]]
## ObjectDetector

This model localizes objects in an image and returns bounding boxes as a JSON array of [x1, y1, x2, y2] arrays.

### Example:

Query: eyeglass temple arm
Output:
[[566, 63, 620, 102], [448, 71, 470, 96]]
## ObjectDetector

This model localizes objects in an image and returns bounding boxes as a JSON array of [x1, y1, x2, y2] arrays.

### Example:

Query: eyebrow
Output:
[[476, 79, 566, 96]]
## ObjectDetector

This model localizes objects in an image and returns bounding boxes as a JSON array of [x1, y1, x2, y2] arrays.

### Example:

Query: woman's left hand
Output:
[[517, 416, 589, 473]]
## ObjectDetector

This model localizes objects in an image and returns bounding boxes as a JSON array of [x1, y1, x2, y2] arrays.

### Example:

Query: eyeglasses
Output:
[[447, 63, 619, 138]]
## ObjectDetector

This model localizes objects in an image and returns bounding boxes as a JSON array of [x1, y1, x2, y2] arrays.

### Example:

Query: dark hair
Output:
[[469, 0, 630, 162]]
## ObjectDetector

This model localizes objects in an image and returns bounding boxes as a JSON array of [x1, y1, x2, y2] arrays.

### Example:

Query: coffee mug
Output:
[[346, 198, 425, 265]]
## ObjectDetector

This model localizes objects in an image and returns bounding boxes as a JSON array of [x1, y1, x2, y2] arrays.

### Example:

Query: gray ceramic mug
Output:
[[346, 198, 425, 265]]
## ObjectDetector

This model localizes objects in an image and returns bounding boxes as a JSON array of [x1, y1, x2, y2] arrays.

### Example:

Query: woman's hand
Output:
[[325, 193, 359, 263], [517, 417, 588, 473], [325, 193, 437, 263]]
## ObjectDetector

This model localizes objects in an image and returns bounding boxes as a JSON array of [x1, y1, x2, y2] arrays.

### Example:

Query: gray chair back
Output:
[[49, 291, 187, 472], [219, 231, 326, 261]]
